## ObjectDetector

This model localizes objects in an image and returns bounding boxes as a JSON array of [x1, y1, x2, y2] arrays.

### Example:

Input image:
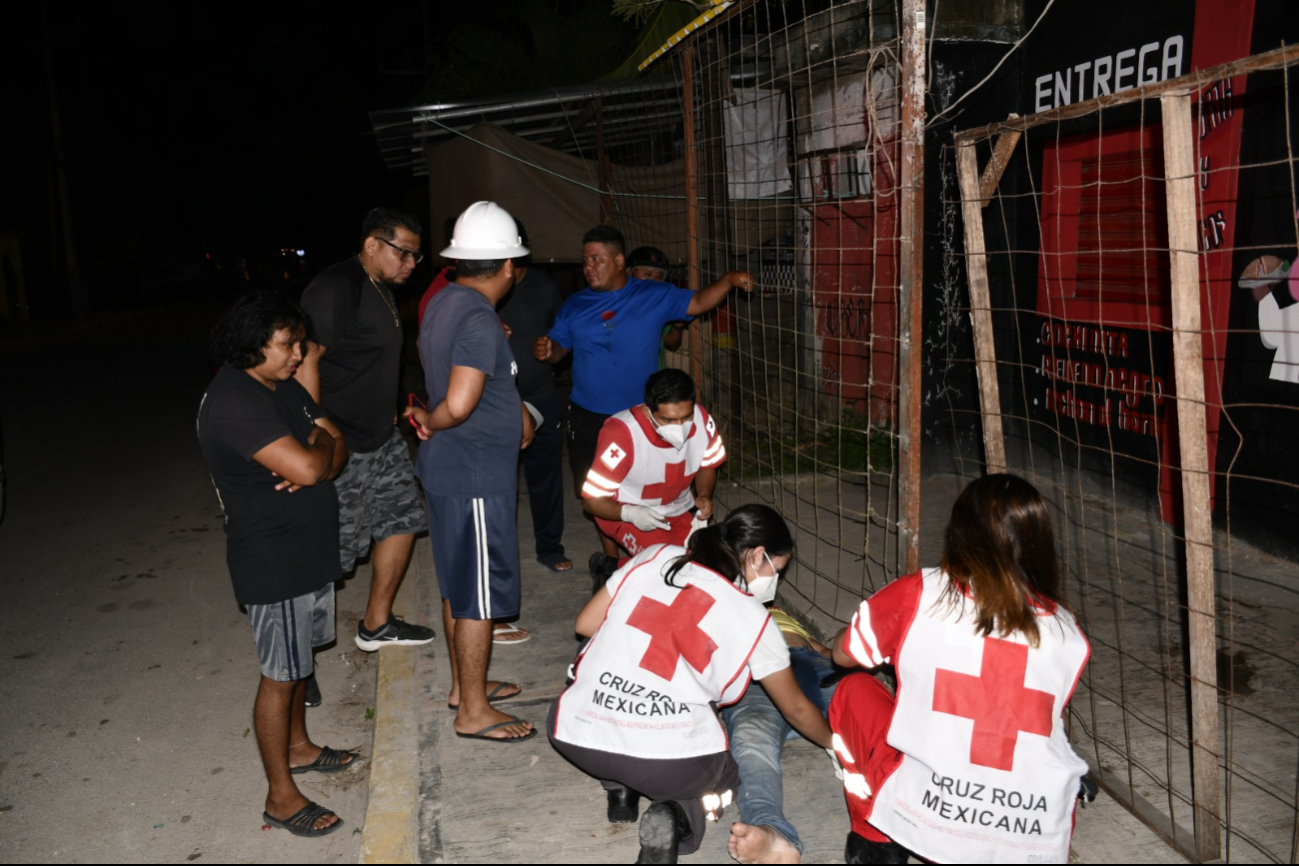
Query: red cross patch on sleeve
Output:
[[601, 443, 626, 469]]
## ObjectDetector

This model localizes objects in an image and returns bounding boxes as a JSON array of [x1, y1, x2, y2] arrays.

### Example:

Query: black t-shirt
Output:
[[498, 268, 563, 403], [300, 257, 404, 453], [197, 366, 341, 606]]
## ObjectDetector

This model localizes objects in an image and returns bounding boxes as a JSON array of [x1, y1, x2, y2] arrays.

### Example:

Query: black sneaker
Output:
[[607, 786, 640, 824], [304, 673, 322, 708], [635, 801, 681, 864], [589, 552, 618, 594], [354, 615, 436, 652]]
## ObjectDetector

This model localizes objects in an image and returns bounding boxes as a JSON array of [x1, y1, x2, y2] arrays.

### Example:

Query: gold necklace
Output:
[[360, 258, 401, 327]]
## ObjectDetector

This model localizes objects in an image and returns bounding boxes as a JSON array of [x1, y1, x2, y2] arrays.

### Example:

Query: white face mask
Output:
[[738, 551, 779, 604], [652, 415, 692, 450]]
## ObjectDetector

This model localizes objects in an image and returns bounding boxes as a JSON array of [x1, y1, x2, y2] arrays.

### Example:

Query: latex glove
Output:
[[826, 747, 845, 780], [622, 504, 671, 532]]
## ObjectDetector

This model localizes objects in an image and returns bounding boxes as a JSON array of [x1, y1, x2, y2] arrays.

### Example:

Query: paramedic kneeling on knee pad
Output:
[[828, 474, 1091, 865], [548, 504, 832, 864], [581, 368, 725, 589]]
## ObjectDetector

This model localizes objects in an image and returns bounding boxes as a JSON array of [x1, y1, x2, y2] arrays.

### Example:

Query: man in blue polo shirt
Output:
[[532, 226, 754, 575]]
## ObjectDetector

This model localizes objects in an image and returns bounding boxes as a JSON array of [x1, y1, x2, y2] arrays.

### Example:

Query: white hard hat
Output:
[[440, 201, 529, 260]]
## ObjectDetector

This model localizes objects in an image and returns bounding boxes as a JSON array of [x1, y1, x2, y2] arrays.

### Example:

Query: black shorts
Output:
[[425, 492, 521, 620]]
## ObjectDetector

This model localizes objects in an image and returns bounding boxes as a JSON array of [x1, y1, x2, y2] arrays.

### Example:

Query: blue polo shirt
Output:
[[549, 278, 693, 415]]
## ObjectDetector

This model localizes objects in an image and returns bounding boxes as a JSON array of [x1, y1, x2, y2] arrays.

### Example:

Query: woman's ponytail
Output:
[[665, 504, 793, 586]]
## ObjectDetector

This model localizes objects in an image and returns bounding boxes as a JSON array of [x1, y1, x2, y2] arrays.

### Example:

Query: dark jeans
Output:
[[566, 400, 611, 497], [521, 393, 566, 562], [547, 700, 740, 855]]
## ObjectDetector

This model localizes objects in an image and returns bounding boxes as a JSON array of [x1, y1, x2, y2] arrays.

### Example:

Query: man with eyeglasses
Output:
[[297, 208, 435, 704]]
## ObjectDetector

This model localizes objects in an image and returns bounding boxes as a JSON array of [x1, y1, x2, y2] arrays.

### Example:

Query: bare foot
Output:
[[265, 792, 340, 831], [454, 706, 534, 740], [492, 623, 531, 644], [447, 679, 522, 709], [288, 742, 356, 771], [728, 822, 800, 864]]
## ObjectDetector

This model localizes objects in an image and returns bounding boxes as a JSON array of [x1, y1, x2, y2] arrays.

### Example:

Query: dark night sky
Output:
[[4, 3, 444, 314], [4, 2, 641, 317]]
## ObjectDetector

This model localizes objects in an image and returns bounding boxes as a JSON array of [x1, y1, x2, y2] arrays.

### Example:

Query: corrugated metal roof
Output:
[[369, 76, 685, 176]]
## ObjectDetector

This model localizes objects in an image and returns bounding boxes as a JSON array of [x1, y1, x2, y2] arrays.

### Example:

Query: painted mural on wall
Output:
[[1240, 248, 1299, 384], [1010, 0, 1257, 520]]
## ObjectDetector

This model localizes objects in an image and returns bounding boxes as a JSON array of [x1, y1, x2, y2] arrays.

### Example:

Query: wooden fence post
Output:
[[683, 43, 702, 386], [1160, 89, 1222, 864], [954, 142, 1007, 475], [896, 0, 927, 573]]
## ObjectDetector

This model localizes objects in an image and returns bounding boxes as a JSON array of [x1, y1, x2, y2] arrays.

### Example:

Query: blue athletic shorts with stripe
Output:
[[425, 492, 520, 621], [246, 583, 336, 681]]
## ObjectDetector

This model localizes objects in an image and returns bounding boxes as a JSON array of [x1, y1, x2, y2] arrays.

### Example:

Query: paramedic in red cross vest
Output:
[[828, 474, 1091, 865], [581, 368, 725, 586], [548, 504, 832, 864]]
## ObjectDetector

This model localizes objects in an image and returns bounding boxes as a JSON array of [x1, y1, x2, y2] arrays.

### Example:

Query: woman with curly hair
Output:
[[198, 290, 353, 837]]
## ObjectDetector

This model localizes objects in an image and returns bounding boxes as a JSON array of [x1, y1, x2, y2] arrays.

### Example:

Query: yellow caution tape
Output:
[[637, 0, 736, 72]]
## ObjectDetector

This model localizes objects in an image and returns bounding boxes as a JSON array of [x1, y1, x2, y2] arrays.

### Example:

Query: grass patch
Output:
[[723, 410, 896, 480]]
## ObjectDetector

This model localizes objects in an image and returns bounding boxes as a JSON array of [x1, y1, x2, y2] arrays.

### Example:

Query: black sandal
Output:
[[263, 801, 343, 837], [290, 745, 358, 775]]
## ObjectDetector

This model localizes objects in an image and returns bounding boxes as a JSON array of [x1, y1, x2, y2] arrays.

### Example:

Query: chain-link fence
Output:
[[945, 47, 1299, 864]]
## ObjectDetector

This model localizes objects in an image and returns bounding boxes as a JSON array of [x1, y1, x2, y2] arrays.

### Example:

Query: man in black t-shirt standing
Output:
[[299, 208, 435, 669], [198, 290, 354, 837]]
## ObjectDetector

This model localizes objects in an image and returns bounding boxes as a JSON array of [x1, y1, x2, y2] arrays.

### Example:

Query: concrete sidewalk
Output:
[[0, 310, 375, 864], [363, 475, 1186, 864]]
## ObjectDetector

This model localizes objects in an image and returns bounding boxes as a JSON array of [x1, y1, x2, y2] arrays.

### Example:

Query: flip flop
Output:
[[290, 745, 359, 775], [447, 681, 523, 710], [262, 801, 343, 837], [454, 715, 537, 743], [493, 623, 531, 645], [538, 554, 574, 572]]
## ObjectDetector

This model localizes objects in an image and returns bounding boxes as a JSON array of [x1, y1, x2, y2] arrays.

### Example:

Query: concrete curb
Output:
[[359, 543, 428, 864]]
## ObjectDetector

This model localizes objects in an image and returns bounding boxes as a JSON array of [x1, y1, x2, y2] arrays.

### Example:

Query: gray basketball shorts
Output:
[[246, 583, 336, 682], [336, 427, 427, 573]]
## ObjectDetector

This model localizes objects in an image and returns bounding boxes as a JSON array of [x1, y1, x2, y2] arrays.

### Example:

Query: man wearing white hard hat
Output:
[[405, 201, 537, 742]]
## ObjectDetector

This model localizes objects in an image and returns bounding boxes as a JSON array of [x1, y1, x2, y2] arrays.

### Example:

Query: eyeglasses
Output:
[[377, 236, 424, 264]]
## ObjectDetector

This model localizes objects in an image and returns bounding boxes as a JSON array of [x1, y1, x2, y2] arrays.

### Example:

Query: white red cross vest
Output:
[[553, 545, 789, 759], [842, 569, 1090, 864], [582, 404, 725, 517]]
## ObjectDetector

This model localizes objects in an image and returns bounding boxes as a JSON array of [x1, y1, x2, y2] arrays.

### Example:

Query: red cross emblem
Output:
[[609, 447, 621, 460], [626, 584, 719, 680], [641, 460, 689, 503], [932, 637, 1055, 771]]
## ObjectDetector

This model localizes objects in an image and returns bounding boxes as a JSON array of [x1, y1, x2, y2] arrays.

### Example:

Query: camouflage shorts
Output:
[[335, 428, 426, 573]]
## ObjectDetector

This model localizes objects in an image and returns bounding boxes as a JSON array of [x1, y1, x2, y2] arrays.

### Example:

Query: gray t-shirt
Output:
[[416, 283, 522, 497]]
